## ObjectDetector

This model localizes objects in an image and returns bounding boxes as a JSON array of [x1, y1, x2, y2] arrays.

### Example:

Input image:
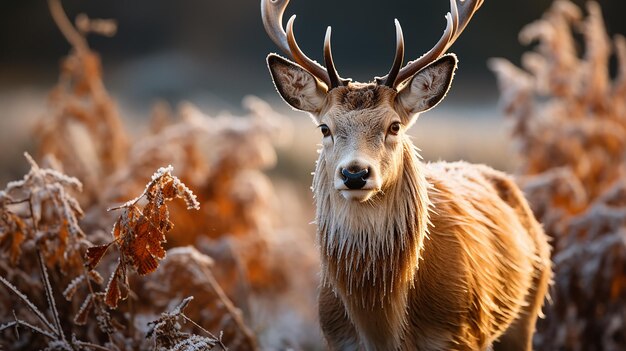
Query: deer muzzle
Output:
[[341, 168, 369, 190]]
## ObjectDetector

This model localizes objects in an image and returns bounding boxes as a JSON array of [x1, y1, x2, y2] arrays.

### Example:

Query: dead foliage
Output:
[[86, 165, 200, 310], [90, 96, 297, 298], [2, 0, 317, 349], [491, 1, 626, 349], [0, 156, 232, 350], [146, 296, 226, 351], [137, 247, 258, 350], [37, 0, 128, 205], [0, 153, 87, 276]]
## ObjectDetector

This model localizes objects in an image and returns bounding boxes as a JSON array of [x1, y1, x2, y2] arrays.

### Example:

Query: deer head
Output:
[[263, 0, 483, 202]]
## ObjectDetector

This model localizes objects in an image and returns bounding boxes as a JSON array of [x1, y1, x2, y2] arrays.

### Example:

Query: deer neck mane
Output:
[[313, 138, 431, 345]]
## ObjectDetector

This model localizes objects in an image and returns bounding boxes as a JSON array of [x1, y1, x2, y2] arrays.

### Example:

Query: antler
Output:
[[377, 19, 405, 87], [380, 0, 484, 88], [261, 0, 350, 89]]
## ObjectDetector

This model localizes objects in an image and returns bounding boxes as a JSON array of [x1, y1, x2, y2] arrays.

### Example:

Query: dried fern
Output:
[[0, 153, 87, 275], [491, 1, 626, 349], [85, 166, 199, 309], [146, 296, 226, 351], [1, 0, 307, 349], [37, 0, 128, 205]]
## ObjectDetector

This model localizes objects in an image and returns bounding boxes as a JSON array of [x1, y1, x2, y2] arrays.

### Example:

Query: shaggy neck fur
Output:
[[314, 138, 431, 349]]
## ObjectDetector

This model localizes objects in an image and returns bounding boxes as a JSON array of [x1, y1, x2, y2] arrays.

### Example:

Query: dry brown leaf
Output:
[[84, 243, 112, 271], [74, 294, 94, 326], [104, 268, 121, 309]]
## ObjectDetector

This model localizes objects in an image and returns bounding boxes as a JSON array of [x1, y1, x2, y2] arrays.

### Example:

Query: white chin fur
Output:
[[340, 189, 376, 202]]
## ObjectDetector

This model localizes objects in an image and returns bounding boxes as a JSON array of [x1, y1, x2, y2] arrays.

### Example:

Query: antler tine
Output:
[[262, 0, 351, 88], [262, 0, 331, 86], [392, 12, 454, 87], [377, 19, 405, 87], [385, 0, 484, 88], [324, 27, 343, 89], [450, 0, 484, 42], [261, 0, 291, 56], [285, 16, 333, 87]]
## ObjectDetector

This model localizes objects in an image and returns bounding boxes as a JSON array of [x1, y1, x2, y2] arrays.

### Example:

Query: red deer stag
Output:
[[261, 0, 552, 349]]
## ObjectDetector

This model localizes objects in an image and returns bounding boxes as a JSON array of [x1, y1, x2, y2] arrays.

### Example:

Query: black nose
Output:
[[341, 168, 369, 190]]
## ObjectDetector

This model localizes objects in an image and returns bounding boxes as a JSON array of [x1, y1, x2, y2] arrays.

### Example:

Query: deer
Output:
[[261, 0, 552, 350]]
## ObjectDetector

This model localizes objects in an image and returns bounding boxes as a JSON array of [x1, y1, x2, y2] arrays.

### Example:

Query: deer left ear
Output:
[[396, 54, 457, 120], [267, 53, 328, 116]]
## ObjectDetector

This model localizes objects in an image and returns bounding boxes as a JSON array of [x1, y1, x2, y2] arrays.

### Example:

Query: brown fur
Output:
[[267, 54, 552, 351], [316, 144, 551, 351], [339, 85, 383, 110]]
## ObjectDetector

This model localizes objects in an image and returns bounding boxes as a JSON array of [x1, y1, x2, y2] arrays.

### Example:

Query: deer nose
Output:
[[341, 167, 369, 190]]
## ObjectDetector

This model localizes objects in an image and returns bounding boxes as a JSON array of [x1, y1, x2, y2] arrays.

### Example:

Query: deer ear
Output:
[[267, 54, 328, 115], [396, 54, 457, 119]]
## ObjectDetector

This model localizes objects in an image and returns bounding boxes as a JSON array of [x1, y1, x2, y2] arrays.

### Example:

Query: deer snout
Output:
[[341, 167, 370, 189], [335, 161, 381, 201], [336, 160, 377, 187]]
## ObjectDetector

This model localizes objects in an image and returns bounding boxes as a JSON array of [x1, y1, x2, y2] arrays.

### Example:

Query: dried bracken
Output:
[[491, 1, 626, 349], [146, 296, 225, 351], [139, 247, 258, 349], [0, 251, 105, 351], [2, 0, 314, 349], [0, 153, 87, 275], [106, 97, 287, 244], [36, 0, 128, 204], [86, 166, 200, 308], [0, 155, 118, 351], [0, 159, 232, 350], [99, 97, 296, 296]]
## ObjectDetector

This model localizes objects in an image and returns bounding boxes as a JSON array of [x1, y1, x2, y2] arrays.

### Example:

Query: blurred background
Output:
[[1, 0, 624, 184]]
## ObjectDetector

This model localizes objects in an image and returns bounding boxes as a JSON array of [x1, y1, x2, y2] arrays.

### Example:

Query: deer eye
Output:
[[388, 122, 401, 135], [319, 124, 331, 137]]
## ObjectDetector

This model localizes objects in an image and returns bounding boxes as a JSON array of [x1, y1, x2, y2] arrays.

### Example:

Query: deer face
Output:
[[268, 54, 457, 202], [261, 0, 481, 201]]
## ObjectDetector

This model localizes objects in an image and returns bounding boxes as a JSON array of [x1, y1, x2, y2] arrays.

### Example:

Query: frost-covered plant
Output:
[[147, 296, 225, 351], [491, 1, 626, 349], [36, 0, 128, 204], [2, 0, 309, 349], [0, 161, 245, 350], [0, 153, 87, 275], [100, 97, 295, 296], [85, 165, 199, 310]]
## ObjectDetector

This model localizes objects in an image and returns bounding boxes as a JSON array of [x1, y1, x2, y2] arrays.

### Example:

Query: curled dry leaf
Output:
[[84, 166, 200, 308], [104, 266, 122, 309], [74, 294, 94, 326], [84, 243, 112, 271]]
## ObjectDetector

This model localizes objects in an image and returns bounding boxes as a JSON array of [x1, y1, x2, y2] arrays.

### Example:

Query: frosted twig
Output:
[[0, 275, 56, 334], [107, 165, 174, 211], [62, 275, 86, 301], [0, 319, 56, 340], [181, 314, 227, 350], [37, 250, 67, 343]]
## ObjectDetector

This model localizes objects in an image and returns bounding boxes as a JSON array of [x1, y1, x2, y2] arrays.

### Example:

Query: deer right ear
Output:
[[396, 54, 457, 122], [267, 54, 328, 115]]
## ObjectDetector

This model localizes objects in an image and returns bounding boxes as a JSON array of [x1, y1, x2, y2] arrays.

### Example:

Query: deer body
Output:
[[261, 1, 551, 349], [315, 123, 550, 350]]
